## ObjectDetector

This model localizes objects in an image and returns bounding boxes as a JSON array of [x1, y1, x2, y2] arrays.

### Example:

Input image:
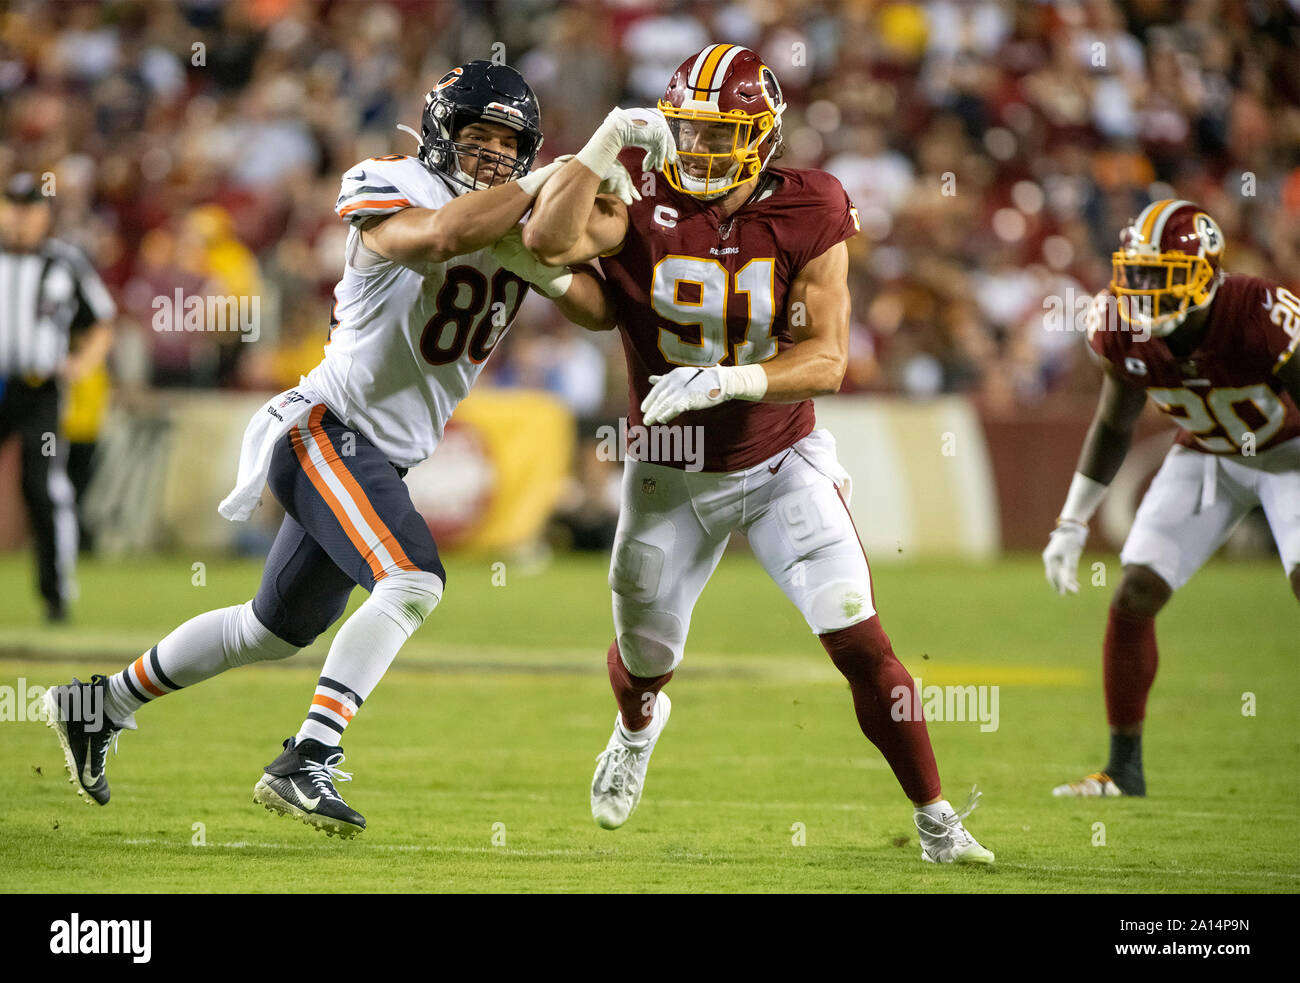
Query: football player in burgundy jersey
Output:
[[1043, 199, 1300, 797], [524, 44, 994, 863]]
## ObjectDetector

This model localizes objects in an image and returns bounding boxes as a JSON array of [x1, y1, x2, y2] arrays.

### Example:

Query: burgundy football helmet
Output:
[[657, 44, 786, 198], [1111, 199, 1225, 336]]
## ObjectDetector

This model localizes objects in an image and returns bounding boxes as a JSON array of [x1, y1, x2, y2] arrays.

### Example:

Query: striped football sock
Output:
[[105, 646, 183, 721], [292, 588, 420, 747], [295, 676, 364, 747], [102, 605, 274, 725]]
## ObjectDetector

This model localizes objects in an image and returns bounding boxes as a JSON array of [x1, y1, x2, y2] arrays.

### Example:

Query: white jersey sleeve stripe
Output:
[[336, 195, 414, 219]]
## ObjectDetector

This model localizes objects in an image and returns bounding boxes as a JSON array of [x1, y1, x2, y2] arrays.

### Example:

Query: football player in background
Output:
[[525, 44, 994, 863], [1043, 200, 1300, 797], [43, 61, 640, 837]]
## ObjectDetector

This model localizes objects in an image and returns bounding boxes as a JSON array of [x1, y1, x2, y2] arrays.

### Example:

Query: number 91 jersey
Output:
[[1087, 274, 1300, 454], [305, 154, 529, 468], [600, 150, 860, 472]]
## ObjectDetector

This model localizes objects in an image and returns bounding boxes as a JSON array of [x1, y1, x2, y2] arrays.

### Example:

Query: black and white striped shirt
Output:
[[0, 238, 116, 379]]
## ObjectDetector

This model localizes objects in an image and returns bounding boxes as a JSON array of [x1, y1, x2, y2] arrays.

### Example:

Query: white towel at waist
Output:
[[218, 383, 321, 521]]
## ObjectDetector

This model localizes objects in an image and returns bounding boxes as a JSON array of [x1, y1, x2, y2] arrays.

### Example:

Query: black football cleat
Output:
[[253, 737, 366, 838], [44, 675, 132, 806]]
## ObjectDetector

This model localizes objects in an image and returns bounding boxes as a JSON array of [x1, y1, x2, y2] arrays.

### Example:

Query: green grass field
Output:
[[0, 549, 1296, 893]]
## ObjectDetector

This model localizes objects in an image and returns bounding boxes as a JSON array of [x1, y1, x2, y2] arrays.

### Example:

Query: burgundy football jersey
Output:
[[599, 149, 860, 472], [1088, 274, 1300, 454]]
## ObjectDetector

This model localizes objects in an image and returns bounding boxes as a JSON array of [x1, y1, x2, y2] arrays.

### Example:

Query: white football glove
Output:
[[611, 107, 677, 172], [641, 364, 767, 426], [516, 155, 571, 198], [597, 160, 641, 205], [577, 107, 677, 179], [489, 227, 572, 298], [517, 154, 638, 205], [1042, 521, 1088, 596]]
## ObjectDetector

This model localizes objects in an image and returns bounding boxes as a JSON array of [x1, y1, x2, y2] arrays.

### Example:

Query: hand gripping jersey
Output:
[[1088, 274, 1300, 454], [306, 154, 529, 467], [599, 150, 860, 472]]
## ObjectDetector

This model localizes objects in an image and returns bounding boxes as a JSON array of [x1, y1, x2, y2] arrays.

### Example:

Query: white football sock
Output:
[[104, 602, 298, 725], [294, 570, 442, 747], [915, 799, 954, 820]]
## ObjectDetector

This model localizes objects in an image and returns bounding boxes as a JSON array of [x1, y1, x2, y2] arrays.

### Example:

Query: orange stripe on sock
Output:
[[132, 657, 166, 698], [312, 694, 356, 721]]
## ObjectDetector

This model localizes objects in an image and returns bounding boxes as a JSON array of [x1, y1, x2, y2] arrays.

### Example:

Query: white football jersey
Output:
[[304, 154, 529, 467]]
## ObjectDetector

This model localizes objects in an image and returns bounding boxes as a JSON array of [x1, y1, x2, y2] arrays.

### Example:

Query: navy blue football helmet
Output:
[[418, 60, 543, 191]]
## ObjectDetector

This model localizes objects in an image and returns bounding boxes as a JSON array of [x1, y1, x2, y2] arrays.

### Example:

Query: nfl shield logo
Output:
[[641, 478, 656, 495]]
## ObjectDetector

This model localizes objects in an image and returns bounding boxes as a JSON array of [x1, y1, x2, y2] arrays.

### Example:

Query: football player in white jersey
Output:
[[43, 60, 663, 837]]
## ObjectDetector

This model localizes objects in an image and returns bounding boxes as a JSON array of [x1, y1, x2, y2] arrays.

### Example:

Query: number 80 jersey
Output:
[[305, 154, 529, 468], [600, 150, 860, 472], [1087, 274, 1300, 455]]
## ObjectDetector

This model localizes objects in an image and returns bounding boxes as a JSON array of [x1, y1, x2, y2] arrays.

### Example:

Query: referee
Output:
[[1, 173, 115, 623]]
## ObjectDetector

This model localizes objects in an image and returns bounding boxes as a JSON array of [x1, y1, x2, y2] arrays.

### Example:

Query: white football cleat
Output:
[[1052, 771, 1125, 798], [590, 691, 672, 830], [915, 787, 995, 865]]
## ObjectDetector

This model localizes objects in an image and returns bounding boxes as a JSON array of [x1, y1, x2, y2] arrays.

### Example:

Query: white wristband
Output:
[[532, 269, 573, 299], [1059, 471, 1108, 525], [516, 158, 566, 198], [575, 118, 624, 181], [724, 364, 768, 402]]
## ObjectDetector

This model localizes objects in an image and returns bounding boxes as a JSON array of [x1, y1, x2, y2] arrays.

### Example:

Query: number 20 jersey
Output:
[[305, 154, 528, 468], [1088, 274, 1300, 454], [600, 151, 860, 472]]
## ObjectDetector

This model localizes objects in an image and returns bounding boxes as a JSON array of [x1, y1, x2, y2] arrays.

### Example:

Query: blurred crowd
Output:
[[3, 0, 1299, 420]]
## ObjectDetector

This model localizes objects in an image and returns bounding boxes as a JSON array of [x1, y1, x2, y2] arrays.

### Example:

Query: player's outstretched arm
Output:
[[1042, 368, 1148, 595], [359, 157, 573, 265], [489, 226, 614, 332], [524, 164, 629, 266], [551, 266, 616, 333], [523, 107, 672, 265], [640, 242, 851, 425]]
